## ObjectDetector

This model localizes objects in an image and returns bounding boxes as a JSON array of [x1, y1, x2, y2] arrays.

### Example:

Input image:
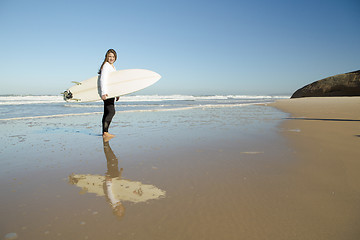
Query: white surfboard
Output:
[[63, 69, 161, 102]]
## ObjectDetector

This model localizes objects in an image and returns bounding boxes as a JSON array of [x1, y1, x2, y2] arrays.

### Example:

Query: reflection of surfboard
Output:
[[63, 69, 161, 102], [69, 174, 166, 203]]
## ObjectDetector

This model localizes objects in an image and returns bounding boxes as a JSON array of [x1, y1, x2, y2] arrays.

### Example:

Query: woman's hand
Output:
[[102, 94, 108, 100]]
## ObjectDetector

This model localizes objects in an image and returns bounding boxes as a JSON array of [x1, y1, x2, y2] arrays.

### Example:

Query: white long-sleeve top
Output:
[[99, 62, 116, 96]]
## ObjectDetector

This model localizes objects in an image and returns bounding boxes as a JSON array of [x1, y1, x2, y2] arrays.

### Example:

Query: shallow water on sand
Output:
[[1, 105, 355, 239]]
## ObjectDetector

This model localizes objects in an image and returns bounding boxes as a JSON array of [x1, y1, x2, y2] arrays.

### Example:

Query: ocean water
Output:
[[0, 94, 289, 120]]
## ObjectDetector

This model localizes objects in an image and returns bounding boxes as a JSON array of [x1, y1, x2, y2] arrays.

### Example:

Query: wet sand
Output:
[[1, 102, 360, 239]]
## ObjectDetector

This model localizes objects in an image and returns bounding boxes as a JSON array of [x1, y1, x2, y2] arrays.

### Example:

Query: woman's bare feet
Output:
[[103, 132, 115, 142]]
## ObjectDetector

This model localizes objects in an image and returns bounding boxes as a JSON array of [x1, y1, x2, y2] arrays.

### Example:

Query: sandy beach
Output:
[[1, 98, 360, 239], [269, 97, 360, 239], [270, 97, 360, 191]]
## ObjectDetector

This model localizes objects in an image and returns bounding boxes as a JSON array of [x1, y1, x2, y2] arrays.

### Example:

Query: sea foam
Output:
[[0, 94, 290, 120]]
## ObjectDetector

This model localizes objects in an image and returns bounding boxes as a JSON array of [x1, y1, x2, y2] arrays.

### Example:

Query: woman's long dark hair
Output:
[[98, 49, 117, 74]]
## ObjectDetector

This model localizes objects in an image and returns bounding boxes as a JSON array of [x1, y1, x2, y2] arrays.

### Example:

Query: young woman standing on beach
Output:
[[99, 49, 119, 141]]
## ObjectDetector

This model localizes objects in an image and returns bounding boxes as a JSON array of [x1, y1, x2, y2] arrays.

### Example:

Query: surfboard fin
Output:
[[72, 81, 82, 85], [62, 90, 73, 101]]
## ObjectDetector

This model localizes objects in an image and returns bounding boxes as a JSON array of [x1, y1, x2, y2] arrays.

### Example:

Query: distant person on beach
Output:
[[98, 49, 119, 141]]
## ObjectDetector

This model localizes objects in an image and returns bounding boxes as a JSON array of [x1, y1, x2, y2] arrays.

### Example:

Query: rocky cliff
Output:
[[291, 70, 360, 98]]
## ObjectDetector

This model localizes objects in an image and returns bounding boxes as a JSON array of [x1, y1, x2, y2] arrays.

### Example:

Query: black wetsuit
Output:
[[102, 98, 115, 133]]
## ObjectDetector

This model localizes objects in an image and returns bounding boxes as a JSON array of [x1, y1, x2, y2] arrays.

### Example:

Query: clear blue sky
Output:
[[1, 0, 359, 95]]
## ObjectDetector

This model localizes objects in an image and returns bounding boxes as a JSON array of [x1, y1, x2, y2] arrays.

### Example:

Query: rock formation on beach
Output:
[[291, 70, 360, 98]]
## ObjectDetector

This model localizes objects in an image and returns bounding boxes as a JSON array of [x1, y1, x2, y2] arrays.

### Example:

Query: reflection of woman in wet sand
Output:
[[103, 140, 125, 218], [68, 141, 166, 218]]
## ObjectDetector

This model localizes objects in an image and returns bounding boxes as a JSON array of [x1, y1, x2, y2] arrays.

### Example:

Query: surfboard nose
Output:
[[154, 72, 161, 80]]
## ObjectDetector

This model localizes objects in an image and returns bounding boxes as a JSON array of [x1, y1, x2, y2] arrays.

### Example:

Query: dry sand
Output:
[[270, 97, 360, 188], [269, 97, 360, 239]]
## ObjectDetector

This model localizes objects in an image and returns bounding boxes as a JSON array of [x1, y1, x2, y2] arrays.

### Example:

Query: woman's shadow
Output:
[[68, 140, 166, 219]]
